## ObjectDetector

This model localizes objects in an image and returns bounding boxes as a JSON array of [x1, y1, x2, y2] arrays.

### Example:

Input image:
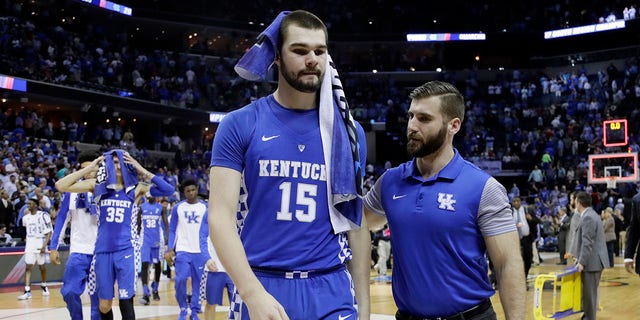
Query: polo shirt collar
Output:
[[401, 149, 464, 182]]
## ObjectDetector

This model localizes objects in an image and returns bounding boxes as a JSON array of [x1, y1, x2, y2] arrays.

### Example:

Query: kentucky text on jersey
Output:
[[258, 160, 327, 181], [100, 199, 132, 208]]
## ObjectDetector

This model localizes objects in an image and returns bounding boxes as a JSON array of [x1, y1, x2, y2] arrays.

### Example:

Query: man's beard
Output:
[[407, 124, 447, 158], [280, 59, 323, 93]]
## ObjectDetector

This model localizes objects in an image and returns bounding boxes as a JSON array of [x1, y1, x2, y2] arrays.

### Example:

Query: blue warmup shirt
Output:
[[169, 199, 209, 254], [363, 150, 515, 317]]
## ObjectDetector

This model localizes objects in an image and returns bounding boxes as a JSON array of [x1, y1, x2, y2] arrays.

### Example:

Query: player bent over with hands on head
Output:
[[55, 150, 174, 320]]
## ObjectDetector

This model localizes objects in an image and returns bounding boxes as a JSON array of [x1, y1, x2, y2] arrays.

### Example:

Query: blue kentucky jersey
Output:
[[95, 188, 137, 253], [211, 95, 366, 271], [140, 202, 164, 248]]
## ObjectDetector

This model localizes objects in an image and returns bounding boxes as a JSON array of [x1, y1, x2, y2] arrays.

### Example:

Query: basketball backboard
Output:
[[588, 152, 638, 184]]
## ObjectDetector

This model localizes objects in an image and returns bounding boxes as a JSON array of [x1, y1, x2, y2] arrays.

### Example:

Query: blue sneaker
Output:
[[177, 309, 188, 320]]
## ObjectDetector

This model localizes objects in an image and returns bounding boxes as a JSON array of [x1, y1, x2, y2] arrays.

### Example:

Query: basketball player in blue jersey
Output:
[[138, 196, 168, 305], [363, 81, 526, 320], [49, 151, 100, 320], [166, 179, 209, 320], [208, 10, 371, 320], [55, 151, 174, 320]]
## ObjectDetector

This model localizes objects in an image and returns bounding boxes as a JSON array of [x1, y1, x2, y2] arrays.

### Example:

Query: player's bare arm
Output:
[[364, 207, 387, 231], [347, 215, 371, 319], [55, 156, 103, 193], [208, 166, 289, 320]]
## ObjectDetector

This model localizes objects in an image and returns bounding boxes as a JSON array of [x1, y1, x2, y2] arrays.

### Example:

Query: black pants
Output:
[[521, 236, 533, 278]]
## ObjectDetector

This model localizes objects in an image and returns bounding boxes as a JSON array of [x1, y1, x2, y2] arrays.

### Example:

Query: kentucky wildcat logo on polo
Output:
[[437, 193, 456, 211]]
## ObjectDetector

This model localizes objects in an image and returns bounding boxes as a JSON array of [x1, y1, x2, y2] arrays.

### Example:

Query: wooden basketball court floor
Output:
[[0, 252, 638, 319]]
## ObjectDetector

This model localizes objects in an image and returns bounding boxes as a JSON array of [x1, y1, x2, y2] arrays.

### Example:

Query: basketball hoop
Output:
[[606, 176, 617, 189]]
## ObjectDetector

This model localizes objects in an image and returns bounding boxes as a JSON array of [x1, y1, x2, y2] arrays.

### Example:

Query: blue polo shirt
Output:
[[364, 150, 515, 317]]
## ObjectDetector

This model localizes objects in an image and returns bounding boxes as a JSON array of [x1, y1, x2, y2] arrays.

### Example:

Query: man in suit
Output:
[[569, 191, 608, 320], [624, 189, 640, 276], [556, 207, 571, 264]]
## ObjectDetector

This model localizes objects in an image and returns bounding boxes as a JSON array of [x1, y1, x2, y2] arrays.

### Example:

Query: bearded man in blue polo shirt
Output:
[[364, 81, 526, 320]]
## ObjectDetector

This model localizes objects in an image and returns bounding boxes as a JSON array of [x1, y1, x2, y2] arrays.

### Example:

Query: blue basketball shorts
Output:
[[229, 266, 357, 320], [94, 247, 137, 300], [141, 246, 160, 264], [205, 271, 234, 305]]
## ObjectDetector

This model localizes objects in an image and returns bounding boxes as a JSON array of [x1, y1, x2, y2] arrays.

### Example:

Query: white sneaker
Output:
[[17, 291, 32, 300], [41, 286, 50, 296]]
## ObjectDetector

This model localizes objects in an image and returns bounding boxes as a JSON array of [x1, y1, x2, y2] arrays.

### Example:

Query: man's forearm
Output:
[[495, 257, 526, 320], [210, 214, 265, 299], [347, 218, 371, 318]]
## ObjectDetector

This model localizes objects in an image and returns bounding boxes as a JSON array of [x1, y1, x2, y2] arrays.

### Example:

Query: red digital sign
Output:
[[603, 119, 628, 147]]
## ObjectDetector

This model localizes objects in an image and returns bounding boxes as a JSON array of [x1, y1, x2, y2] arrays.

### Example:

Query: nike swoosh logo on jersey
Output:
[[124, 254, 132, 259], [392, 194, 407, 200], [338, 314, 353, 320], [261, 135, 280, 141]]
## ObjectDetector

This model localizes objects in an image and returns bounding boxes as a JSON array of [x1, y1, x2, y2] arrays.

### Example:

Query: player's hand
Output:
[[123, 153, 148, 177], [164, 250, 175, 266], [625, 260, 635, 274], [564, 252, 574, 259], [88, 156, 104, 169], [50, 250, 61, 264], [576, 263, 584, 272], [244, 289, 289, 320], [205, 259, 218, 272]]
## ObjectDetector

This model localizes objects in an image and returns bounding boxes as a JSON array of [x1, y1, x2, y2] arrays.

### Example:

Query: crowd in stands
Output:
[[122, 0, 639, 34], [2, 0, 639, 114], [0, 1, 273, 112]]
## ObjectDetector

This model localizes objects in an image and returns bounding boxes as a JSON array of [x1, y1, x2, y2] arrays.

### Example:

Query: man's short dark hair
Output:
[[278, 10, 328, 52], [181, 179, 197, 191], [575, 191, 592, 208], [28, 198, 39, 206], [409, 81, 465, 123], [78, 151, 101, 164]]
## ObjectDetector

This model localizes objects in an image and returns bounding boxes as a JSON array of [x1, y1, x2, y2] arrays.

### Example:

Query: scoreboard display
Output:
[[603, 119, 628, 147]]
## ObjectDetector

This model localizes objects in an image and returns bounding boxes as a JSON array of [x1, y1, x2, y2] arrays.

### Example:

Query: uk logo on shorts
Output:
[[119, 288, 130, 298], [437, 193, 456, 211]]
